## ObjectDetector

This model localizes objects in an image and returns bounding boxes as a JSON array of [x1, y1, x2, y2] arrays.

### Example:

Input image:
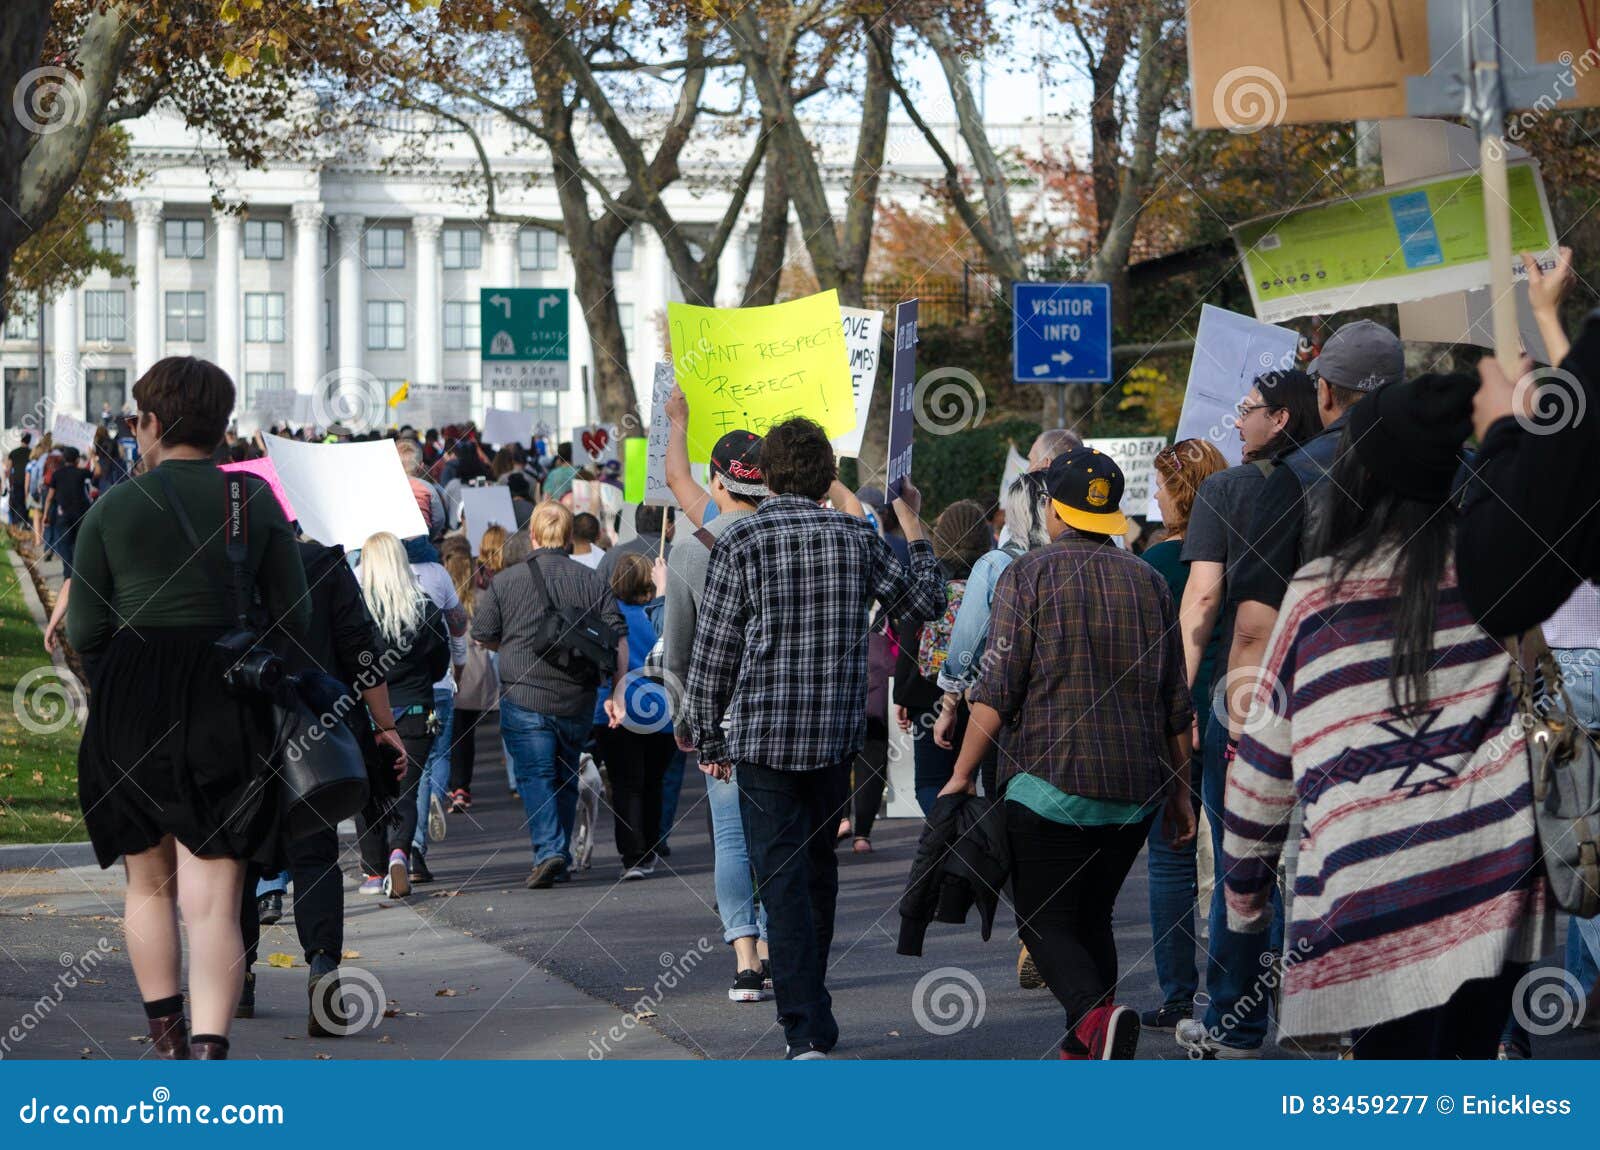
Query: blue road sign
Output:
[[1012, 282, 1111, 384]]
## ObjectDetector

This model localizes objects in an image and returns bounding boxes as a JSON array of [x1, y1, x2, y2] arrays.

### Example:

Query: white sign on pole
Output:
[[458, 486, 517, 551], [1175, 305, 1300, 468], [262, 436, 426, 551], [832, 306, 883, 458], [1083, 437, 1166, 517], [482, 407, 529, 448], [644, 363, 679, 508], [50, 414, 97, 453]]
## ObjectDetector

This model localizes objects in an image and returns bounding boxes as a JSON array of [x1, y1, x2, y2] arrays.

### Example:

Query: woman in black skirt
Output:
[[67, 357, 310, 1060]]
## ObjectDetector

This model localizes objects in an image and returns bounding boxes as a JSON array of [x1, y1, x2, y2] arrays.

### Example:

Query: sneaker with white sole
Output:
[[427, 794, 448, 842], [1175, 1018, 1262, 1059], [621, 865, 649, 881], [382, 850, 411, 898], [358, 875, 384, 895], [785, 1045, 828, 1060], [729, 969, 771, 1003], [1096, 1005, 1140, 1059]]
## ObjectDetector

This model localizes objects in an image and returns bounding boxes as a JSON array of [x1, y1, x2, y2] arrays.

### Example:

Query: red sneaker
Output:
[[1073, 1003, 1140, 1059]]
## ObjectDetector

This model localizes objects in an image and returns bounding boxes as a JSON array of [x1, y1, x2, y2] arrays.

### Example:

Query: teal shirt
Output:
[[1005, 773, 1158, 827], [1141, 537, 1217, 742]]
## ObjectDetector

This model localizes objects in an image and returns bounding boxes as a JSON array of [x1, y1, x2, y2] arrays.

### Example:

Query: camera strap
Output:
[[152, 465, 258, 630]]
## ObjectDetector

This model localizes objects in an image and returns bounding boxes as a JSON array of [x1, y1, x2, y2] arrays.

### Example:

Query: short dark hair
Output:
[[131, 357, 234, 452], [760, 418, 835, 500], [506, 472, 532, 500], [634, 504, 674, 536], [1323, 380, 1367, 412], [60, 446, 79, 465], [572, 511, 600, 543]]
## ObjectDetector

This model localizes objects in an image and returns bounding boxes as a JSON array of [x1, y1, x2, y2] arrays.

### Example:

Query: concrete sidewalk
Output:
[[0, 860, 692, 1060]]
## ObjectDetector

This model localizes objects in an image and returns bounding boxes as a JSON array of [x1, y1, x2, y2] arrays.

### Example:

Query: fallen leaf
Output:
[[265, 952, 295, 969], [435, 988, 457, 998], [634, 1009, 656, 1020], [341, 950, 361, 960], [314, 1053, 332, 1060], [31, 770, 43, 784], [624, 987, 644, 992], [382, 1008, 398, 1018], [377, 1035, 392, 1044], [887, 1030, 900, 1037]]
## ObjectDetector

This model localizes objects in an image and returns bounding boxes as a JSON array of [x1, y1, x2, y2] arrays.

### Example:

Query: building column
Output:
[[486, 221, 518, 288], [52, 287, 80, 420], [212, 206, 241, 384], [131, 198, 162, 378], [334, 213, 365, 378], [638, 226, 669, 367], [291, 201, 324, 393], [716, 226, 745, 307], [413, 214, 443, 386]]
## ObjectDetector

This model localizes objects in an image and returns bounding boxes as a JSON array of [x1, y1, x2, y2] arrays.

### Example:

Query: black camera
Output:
[[215, 628, 286, 695]]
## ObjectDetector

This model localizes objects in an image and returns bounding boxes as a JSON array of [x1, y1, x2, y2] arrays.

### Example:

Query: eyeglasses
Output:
[[1234, 400, 1271, 418]]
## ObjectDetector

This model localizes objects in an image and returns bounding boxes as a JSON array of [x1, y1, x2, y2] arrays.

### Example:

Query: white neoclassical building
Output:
[[1, 107, 1071, 432]]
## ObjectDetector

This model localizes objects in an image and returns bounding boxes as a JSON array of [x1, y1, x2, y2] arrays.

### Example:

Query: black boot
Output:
[[307, 952, 348, 1038], [146, 1011, 190, 1059], [234, 971, 255, 1019]]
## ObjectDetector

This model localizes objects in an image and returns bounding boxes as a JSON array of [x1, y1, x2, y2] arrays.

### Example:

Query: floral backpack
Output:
[[915, 578, 968, 680]]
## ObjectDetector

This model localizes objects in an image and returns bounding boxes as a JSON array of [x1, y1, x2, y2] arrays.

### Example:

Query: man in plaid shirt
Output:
[[686, 417, 946, 1059]]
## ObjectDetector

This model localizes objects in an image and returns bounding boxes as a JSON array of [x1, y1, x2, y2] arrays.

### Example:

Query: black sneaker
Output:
[[760, 959, 773, 993], [410, 853, 434, 884], [1140, 1002, 1191, 1032], [257, 892, 283, 925], [525, 856, 567, 889], [729, 969, 771, 1003], [307, 952, 348, 1038], [785, 1044, 828, 1060], [234, 970, 255, 1019]]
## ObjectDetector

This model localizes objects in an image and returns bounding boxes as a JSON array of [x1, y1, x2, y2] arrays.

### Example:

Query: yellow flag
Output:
[[667, 289, 855, 462], [388, 381, 409, 407]]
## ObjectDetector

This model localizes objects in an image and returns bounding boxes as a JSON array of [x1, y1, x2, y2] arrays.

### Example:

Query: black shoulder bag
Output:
[[525, 552, 617, 682], [155, 468, 368, 839]]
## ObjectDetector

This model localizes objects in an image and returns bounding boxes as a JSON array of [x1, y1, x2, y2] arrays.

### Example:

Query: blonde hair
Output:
[[529, 500, 573, 548], [479, 524, 508, 572], [439, 535, 474, 615], [359, 531, 426, 647]]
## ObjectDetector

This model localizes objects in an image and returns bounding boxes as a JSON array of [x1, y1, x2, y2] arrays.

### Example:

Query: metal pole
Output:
[[1468, 0, 1519, 375], [1056, 383, 1067, 429], [37, 288, 46, 426], [582, 363, 591, 427]]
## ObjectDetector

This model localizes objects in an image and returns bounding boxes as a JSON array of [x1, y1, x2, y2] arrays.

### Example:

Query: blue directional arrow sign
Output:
[[1012, 282, 1111, 384]]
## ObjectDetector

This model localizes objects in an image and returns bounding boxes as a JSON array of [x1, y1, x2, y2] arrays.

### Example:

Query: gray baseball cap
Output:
[[1308, 319, 1404, 392]]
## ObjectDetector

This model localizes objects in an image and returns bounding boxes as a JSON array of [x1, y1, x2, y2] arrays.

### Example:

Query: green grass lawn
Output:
[[0, 535, 85, 844]]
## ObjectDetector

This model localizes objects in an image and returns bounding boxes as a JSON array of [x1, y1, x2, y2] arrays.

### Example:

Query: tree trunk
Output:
[[742, 149, 789, 307], [835, 25, 891, 309], [0, 0, 55, 324]]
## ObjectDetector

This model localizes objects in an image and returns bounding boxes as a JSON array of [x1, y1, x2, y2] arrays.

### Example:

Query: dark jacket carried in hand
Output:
[[897, 792, 1010, 957]]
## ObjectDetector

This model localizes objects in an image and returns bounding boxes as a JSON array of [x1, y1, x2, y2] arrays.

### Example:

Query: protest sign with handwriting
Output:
[[668, 289, 855, 462]]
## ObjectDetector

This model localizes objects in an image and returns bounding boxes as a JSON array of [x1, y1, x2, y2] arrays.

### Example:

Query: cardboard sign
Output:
[[623, 436, 647, 504], [668, 289, 856, 462], [394, 381, 472, 429], [833, 306, 884, 458], [1083, 437, 1167, 517], [643, 363, 679, 508], [261, 436, 426, 551], [219, 457, 296, 523], [50, 414, 96, 453], [1233, 162, 1558, 324], [481, 407, 529, 448], [574, 424, 618, 468], [884, 300, 919, 502], [1176, 305, 1301, 467], [458, 486, 517, 552], [1188, 1, 1600, 131]]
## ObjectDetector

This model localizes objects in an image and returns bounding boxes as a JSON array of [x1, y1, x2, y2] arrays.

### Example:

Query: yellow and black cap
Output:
[[1047, 446, 1128, 536]]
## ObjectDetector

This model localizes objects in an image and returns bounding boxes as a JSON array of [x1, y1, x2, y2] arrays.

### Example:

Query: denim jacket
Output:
[[935, 546, 1020, 694]]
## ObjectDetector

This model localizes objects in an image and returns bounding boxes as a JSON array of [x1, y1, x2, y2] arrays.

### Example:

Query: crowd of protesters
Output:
[[10, 244, 1600, 1062]]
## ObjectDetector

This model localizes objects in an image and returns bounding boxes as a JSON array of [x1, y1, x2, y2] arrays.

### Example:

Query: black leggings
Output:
[[849, 721, 889, 839], [591, 725, 676, 868], [355, 713, 432, 873], [1351, 970, 1519, 1059], [1007, 801, 1154, 1042], [447, 707, 489, 793]]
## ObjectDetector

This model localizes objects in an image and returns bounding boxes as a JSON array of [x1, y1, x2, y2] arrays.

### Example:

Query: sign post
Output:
[[884, 300, 920, 502], [480, 287, 571, 392], [1012, 283, 1112, 429]]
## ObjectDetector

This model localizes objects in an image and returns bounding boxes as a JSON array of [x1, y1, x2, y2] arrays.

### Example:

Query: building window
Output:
[[4, 368, 43, 428], [617, 302, 635, 354], [243, 371, 286, 409], [4, 299, 39, 341], [364, 226, 406, 269], [164, 291, 206, 343], [84, 290, 127, 342], [244, 292, 286, 343], [443, 300, 480, 351], [443, 227, 482, 270], [243, 219, 285, 260], [517, 227, 558, 270], [163, 218, 206, 259], [366, 300, 405, 350], [613, 228, 634, 271], [87, 216, 125, 257], [85, 368, 127, 416]]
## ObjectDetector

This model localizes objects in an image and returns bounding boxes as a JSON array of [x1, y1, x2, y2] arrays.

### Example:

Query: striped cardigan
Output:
[[1223, 553, 1552, 1044]]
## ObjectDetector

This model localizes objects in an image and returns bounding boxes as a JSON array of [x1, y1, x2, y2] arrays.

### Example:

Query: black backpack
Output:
[[525, 553, 617, 682]]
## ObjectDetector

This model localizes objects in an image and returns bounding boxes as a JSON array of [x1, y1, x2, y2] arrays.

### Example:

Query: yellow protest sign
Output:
[[387, 380, 409, 407], [667, 289, 856, 462]]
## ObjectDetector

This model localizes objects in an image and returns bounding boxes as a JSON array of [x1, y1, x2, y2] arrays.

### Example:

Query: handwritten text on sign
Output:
[[668, 290, 856, 463]]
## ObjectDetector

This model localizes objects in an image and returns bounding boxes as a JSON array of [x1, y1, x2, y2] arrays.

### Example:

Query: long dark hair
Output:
[[1316, 426, 1456, 723], [1249, 369, 1321, 463]]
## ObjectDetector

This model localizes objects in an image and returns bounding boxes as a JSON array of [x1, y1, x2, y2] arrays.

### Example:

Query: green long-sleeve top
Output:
[[66, 457, 311, 654]]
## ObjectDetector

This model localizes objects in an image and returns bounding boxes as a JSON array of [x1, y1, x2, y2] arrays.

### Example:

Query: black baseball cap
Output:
[[710, 430, 768, 498], [1046, 447, 1128, 536]]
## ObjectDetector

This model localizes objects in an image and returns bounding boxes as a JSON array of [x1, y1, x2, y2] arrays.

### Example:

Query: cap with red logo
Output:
[[710, 430, 769, 498]]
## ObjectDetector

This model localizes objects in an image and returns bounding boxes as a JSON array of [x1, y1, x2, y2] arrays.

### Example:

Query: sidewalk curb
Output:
[[4, 543, 73, 681], [0, 840, 97, 870]]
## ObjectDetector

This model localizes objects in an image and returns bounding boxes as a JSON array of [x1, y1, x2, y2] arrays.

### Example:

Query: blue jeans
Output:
[[501, 698, 590, 867], [660, 748, 686, 846], [1201, 712, 1282, 1050], [705, 764, 767, 944], [412, 687, 454, 856], [1147, 754, 1203, 1009]]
